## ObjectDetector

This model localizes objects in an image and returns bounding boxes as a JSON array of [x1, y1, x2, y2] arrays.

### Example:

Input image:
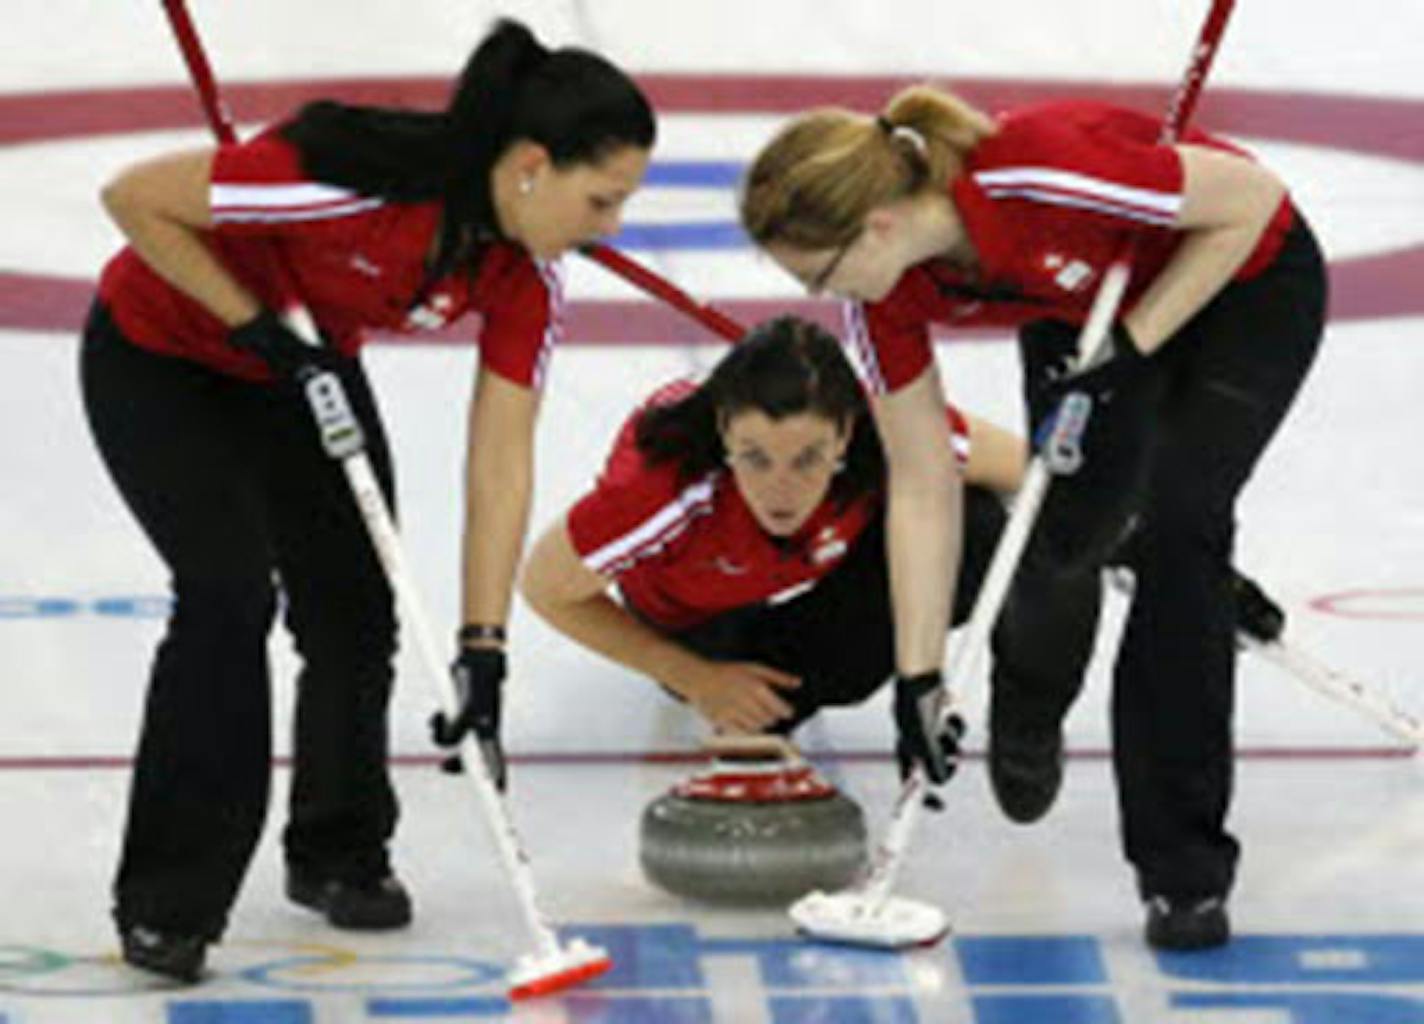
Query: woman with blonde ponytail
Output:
[[86, 18, 655, 982], [742, 85, 1327, 953]]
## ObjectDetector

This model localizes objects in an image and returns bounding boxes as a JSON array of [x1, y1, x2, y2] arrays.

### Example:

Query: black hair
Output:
[[281, 18, 656, 285], [635, 316, 884, 507]]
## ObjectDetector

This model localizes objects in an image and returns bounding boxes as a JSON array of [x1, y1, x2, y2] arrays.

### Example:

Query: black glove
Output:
[[892, 670, 965, 787], [430, 647, 507, 791], [1024, 320, 1165, 573], [1233, 571, 1286, 644], [228, 309, 343, 382], [1036, 321, 1147, 413]]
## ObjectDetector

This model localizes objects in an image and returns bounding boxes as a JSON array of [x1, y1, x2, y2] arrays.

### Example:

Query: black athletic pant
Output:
[[1018, 216, 1327, 901], [669, 485, 1092, 735], [80, 304, 399, 938]]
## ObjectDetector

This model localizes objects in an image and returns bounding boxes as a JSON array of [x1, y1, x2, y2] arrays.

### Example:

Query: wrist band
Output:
[[458, 623, 507, 645]]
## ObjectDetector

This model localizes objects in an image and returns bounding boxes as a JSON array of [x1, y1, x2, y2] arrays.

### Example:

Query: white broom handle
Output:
[[301, 372, 563, 960], [1244, 637, 1424, 747], [1102, 569, 1424, 748], [345, 454, 563, 959], [860, 768, 930, 905]]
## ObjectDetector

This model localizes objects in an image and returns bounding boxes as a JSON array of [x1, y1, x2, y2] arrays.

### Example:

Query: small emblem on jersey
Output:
[[712, 556, 750, 576], [1053, 259, 1095, 292], [348, 253, 383, 278], [405, 292, 455, 330], [810, 527, 848, 565]]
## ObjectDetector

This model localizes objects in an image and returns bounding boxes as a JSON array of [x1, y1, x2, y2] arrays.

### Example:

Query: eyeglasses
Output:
[[807, 234, 858, 294]]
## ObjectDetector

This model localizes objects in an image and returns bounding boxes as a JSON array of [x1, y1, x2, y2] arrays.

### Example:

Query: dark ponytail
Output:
[[635, 316, 885, 507], [282, 18, 655, 281], [432, 19, 549, 280]]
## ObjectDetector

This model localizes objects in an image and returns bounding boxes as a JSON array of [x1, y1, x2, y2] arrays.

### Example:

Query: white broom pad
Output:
[[789, 889, 950, 948]]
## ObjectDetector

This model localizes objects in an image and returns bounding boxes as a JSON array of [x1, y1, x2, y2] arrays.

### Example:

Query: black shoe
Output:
[[1144, 895, 1231, 951], [988, 689, 1064, 823], [286, 867, 412, 930], [119, 925, 208, 984]]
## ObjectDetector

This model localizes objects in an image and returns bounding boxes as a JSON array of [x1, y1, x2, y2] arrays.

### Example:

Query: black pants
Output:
[[80, 304, 399, 938], [1019, 217, 1327, 900], [669, 485, 1092, 736]]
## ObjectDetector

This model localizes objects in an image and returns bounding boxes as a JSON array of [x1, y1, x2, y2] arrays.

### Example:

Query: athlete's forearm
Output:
[[1125, 146, 1285, 353], [462, 460, 531, 633], [102, 149, 260, 326], [521, 518, 717, 695], [524, 585, 707, 698], [885, 459, 962, 675], [461, 373, 538, 634], [1123, 222, 1270, 353], [876, 368, 963, 676]]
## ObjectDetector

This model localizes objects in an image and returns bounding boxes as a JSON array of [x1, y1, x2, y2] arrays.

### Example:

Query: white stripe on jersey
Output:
[[975, 166, 1180, 225], [981, 187, 1177, 226], [531, 258, 566, 390], [766, 579, 818, 606], [211, 182, 383, 223], [840, 301, 887, 395], [210, 199, 386, 225], [583, 475, 717, 575]]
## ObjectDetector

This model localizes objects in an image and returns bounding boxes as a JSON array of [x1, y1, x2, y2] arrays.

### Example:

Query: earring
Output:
[[518, 177, 534, 195]]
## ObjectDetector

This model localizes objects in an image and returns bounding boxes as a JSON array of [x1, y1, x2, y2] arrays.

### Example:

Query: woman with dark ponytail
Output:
[[83, 19, 654, 982]]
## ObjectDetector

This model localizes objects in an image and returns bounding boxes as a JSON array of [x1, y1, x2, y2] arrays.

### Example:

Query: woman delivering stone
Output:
[[519, 315, 1076, 758]]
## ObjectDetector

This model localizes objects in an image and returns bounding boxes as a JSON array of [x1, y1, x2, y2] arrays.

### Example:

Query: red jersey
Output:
[[843, 101, 1296, 394], [96, 126, 563, 387], [566, 380, 972, 630]]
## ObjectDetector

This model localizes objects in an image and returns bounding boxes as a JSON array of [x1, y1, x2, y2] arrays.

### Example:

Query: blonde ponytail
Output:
[[740, 85, 996, 250], [882, 84, 997, 183]]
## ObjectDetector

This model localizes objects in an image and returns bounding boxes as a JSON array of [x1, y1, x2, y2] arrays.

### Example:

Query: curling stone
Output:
[[639, 736, 867, 905]]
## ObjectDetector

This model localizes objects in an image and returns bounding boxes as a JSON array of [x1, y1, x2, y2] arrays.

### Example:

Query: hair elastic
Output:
[[891, 124, 929, 157], [875, 114, 928, 157]]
